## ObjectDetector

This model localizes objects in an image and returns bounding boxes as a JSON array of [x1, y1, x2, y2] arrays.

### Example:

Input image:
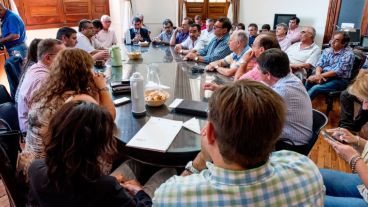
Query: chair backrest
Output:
[[4, 56, 23, 99], [349, 51, 366, 82], [0, 118, 26, 207], [305, 109, 328, 154], [0, 102, 20, 131], [0, 84, 12, 104]]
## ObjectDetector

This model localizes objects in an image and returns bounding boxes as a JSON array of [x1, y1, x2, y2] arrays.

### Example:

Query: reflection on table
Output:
[[99, 45, 231, 167]]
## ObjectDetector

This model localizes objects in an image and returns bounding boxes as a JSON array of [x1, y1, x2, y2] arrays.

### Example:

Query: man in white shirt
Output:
[[96, 15, 117, 48], [76, 19, 108, 60], [174, 24, 201, 55], [193, 18, 215, 51], [286, 26, 321, 80]]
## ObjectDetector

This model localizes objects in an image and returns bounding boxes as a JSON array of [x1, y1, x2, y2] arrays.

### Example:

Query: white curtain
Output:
[[10, 0, 19, 14], [227, 0, 233, 22], [122, 0, 133, 38]]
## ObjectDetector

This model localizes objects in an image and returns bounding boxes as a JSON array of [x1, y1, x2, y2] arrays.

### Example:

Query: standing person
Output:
[[287, 16, 301, 44], [28, 101, 152, 207], [0, 3, 27, 58], [154, 79, 324, 206], [96, 15, 117, 48]]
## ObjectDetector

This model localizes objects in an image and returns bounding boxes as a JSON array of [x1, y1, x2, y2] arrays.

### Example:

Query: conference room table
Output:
[[98, 44, 231, 168]]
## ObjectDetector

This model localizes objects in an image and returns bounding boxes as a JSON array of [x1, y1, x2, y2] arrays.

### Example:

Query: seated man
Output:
[[17, 39, 65, 133], [286, 26, 321, 80], [96, 15, 117, 48], [206, 30, 250, 77], [154, 79, 324, 206], [184, 17, 232, 64], [192, 18, 215, 51], [76, 19, 107, 56], [170, 17, 192, 45], [194, 15, 206, 30], [339, 70, 368, 132], [305, 31, 354, 100], [57, 27, 109, 61], [128, 17, 151, 44], [275, 23, 291, 51], [174, 24, 201, 55], [261, 24, 271, 33], [247, 23, 258, 47], [91, 19, 104, 49], [258, 48, 313, 152], [234, 33, 280, 81], [153, 19, 174, 45], [287, 16, 302, 44]]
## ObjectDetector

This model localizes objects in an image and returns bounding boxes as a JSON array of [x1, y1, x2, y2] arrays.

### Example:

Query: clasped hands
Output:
[[114, 174, 144, 196], [307, 74, 326, 84]]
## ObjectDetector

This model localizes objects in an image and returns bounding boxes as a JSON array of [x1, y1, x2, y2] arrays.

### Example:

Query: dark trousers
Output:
[[339, 90, 368, 132]]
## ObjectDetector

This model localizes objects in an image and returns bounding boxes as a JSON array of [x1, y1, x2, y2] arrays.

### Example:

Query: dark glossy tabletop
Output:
[[99, 45, 231, 167]]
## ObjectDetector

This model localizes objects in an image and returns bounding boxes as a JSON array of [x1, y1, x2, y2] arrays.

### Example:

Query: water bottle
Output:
[[130, 72, 146, 116], [125, 30, 131, 45]]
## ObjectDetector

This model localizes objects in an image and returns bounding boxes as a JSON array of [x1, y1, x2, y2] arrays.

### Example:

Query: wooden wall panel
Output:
[[323, 0, 342, 44], [362, 0, 368, 36], [185, 1, 228, 22], [14, 0, 109, 29]]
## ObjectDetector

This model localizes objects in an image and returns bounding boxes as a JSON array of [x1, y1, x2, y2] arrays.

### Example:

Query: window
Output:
[[185, 0, 229, 21]]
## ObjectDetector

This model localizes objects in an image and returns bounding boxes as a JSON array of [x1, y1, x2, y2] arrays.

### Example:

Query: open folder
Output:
[[126, 117, 183, 152]]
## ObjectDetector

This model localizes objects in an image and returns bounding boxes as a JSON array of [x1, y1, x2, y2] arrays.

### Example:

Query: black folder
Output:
[[174, 100, 208, 117]]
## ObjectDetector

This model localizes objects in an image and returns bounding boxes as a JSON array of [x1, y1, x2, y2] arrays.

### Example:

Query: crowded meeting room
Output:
[[1, 0, 368, 206]]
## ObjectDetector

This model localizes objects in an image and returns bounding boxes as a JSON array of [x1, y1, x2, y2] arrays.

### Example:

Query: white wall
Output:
[[238, 0, 330, 47]]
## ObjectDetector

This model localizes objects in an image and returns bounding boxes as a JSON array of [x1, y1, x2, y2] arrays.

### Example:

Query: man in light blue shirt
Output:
[[0, 3, 27, 58], [153, 19, 174, 45], [184, 17, 232, 63]]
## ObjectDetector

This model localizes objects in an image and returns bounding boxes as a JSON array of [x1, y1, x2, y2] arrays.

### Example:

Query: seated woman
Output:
[[17, 48, 116, 178], [28, 101, 152, 206], [321, 71, 368, 207]]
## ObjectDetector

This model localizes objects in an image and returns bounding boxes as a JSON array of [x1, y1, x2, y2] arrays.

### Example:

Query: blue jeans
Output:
[[7, 43, 28, 59], [320, 168, 368, 207], [305, 78, 349, 100]]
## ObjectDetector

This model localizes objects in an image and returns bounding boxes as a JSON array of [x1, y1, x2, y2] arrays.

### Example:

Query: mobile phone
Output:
[[113, 97, 130, 106], [321, 130, 348, 144]]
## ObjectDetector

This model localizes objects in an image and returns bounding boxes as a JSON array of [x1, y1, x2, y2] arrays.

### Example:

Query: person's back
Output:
[[29, 159, 139, 207], [154, 150, 322, 206], [153, 79, 324, 206]]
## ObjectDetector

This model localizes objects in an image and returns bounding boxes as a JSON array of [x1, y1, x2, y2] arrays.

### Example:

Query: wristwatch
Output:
[[179, 49, 183, 54], [185, 161, 200, 174], [194, 56, 199, 62], [215, 65, 219, 69]]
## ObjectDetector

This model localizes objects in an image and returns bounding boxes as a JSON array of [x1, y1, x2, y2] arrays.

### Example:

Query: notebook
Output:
[[173, 99, 208, 117]]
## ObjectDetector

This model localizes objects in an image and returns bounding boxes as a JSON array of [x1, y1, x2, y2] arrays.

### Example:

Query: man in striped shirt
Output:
[[153, 78, 324, 206]]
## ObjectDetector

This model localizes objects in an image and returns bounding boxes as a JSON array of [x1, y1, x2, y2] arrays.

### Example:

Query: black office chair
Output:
[[325, 52, 366, 116], [0, 119, 26, 207], [0, 84, 12, 104], [4, 56, 23, 100], [0, 102, 20, 132], [275, 109, 328, 156]]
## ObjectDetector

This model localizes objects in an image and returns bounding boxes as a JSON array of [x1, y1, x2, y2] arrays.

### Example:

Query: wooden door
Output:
[[185, 0, 229, 21]]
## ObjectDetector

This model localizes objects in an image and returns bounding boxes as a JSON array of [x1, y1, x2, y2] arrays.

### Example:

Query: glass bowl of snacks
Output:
[[127, 51, 142, 60], [144, 90, 169, 107]]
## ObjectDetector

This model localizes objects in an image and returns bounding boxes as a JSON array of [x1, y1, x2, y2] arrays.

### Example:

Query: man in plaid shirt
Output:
[[153, 79, 324, 206]]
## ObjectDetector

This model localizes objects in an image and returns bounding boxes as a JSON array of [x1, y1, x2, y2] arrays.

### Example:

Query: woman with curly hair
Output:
[[28, 101, 152, 206], [17, 48, 115, 178]]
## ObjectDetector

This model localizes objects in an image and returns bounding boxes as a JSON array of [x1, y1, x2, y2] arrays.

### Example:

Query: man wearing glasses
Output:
[[305, 31, 354, 100], [184, 17, 232, 64]]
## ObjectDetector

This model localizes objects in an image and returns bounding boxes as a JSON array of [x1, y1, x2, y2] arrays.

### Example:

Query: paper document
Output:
[[183, 117, 201, 134], [126, 117, 183, 152]]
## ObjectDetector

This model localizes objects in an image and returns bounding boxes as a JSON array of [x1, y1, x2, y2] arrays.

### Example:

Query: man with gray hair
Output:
[[193, 18, 216, 51], [206, 30, 250, 77], [96, 14, 117, 48], [17, 39, 65, 132], [275, 23, 291, 51], [286, 26, 321, 80]]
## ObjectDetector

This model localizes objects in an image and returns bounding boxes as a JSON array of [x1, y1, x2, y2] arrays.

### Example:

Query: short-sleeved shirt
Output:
[[153, 150, 325, 206], [316, 47, 355, 79], [1, 9, 26, 48], [194, 29, 215, 51], [96, 29, 117, 48], [286, 42, 321, 67], [180, 37, 198, 50], [156, 31, 173, 43], [277, 36, 292, 51], [76, 32, 95, 53], [287, 27, 301, 44], [223, 45, 251, 69], [175, 32, 189, 44]]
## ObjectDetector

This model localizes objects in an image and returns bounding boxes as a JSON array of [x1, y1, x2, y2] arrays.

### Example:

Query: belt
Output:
[[6, 42, 26, 49]]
